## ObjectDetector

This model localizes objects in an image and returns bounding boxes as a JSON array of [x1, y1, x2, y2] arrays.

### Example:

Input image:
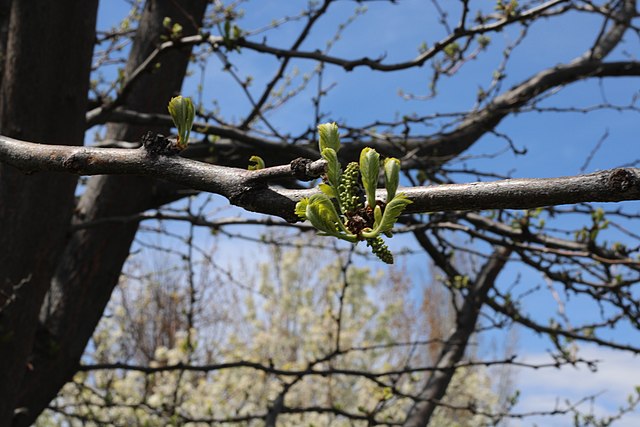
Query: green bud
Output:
[[168, 95, 195, 149], [359, 147, 380, 208], [338, 162, 362, 214], [248, 155, 265, 170], [367, 236, 393, 264], [318, 122, 340, 152], [384, 157, 400, 201], [295, 198, 309, 220]]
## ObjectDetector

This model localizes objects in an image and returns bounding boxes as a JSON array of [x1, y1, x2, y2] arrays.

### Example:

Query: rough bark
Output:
[[11, 2, 207, 425], [2, 137, 640, 221], [0, 0, 98, 423], [0, 0, 11, 84]]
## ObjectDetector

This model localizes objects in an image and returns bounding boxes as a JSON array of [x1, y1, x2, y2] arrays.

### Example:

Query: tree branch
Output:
[[2, 135, 640, 222], [235, 0, 570, 72], [403, 247, 512, 427]]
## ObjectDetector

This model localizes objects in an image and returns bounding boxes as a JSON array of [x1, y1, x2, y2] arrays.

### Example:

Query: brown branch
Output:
[[239, 0, 333, 129], [235, 0, 570, 72], [2, 136, 640, 222], [85, 34, 224, 127], [403, 247, 512, 427]]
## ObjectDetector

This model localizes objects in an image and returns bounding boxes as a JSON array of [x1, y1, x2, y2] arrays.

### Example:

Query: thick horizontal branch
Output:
[[2, 135, 640, 222], [402, 167, 640, 212]]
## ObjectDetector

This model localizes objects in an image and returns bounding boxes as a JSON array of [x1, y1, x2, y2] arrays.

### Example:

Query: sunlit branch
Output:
[[2, 135, 640, 222]]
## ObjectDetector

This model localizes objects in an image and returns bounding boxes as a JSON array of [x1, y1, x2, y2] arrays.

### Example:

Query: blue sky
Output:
[[94, 1, 640, 424]]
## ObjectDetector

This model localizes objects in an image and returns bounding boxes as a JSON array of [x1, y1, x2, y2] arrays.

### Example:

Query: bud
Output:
[[317, 122, 340, 152], [168, 96, 195, 149]]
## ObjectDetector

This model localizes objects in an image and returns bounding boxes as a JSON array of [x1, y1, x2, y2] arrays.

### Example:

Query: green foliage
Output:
[[383, 157, 400, 202], [303, 194, 355, 241], [322, 147, 341, 190], [495, 0, 518, 16], [359, 147, 380, 209], [317, 122, 341, 152], [222, 18, 243, 52], [477, 35, 491, 49], [162, 17, 183, 40], [167, 95, 195, 149], [443, 42, 460, 58], [295, 123, 412, 264], [363, 194, 412, 238], [247, 155, 265, 170]]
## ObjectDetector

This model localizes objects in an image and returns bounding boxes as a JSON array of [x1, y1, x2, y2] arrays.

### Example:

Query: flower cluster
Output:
[[296, 123, 412, 263]]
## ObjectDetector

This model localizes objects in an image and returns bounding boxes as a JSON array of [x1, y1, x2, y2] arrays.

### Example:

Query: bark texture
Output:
[[0, 0, 98, 423], [12, 2, 207, 425], [2, 137, 640, 221]]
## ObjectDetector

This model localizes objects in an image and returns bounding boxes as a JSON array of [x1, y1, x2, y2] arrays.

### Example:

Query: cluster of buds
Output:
[[338, 162, 362, 214], [295, 123, 412, 264]]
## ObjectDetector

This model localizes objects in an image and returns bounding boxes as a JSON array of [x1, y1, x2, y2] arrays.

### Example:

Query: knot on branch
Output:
[[62, 152, 94, 173], [142, 131, 181, 156], [607, 168, 637, 193], [290, 157, 325, 181]]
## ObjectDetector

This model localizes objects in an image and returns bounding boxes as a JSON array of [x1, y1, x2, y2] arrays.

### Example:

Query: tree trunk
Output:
[[0, 0, 98, 423], [13, 1, 207, 425], [0, 0, 11, 84]]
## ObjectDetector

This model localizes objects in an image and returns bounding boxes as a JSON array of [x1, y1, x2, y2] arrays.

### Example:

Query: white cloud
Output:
[[508, 345, 640, 426]]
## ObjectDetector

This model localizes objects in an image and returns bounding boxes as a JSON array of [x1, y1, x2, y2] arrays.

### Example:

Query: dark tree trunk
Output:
[[0, 0, 11, 84], [12, 1, 208, 425], [0, 0, 98, 423]]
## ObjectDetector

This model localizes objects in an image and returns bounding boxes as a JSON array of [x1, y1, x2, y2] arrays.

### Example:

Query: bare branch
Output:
[[2, 135, 640, 221]]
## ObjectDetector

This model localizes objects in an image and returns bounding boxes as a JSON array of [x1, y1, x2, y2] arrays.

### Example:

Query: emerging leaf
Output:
[[373, 204, 383, 230], [317, 122, 340, 152], [295, 198, 309, 220], [384, 157, 401, 201], [304, 194, 357, 242], [319, 183, 337, 198], [359, 147, 380, 208], [305, 194, 343, 236], [321, 148, 341, 190], [365, 194, 412, 237], [248, 155, 265, 170], [167, 96, 195, 149]]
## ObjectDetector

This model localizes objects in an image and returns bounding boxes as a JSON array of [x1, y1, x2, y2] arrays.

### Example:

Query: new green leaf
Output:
[[364, 194, 412, 238], [319, 183, 337, 198], [359, 147, 380, 208], [317, 122, 340, 152], [248, 155, 265, 170], [295, 198, 309, 220], [305, 194, 346, 237], [167, 96, 195, 149], [384, 157, 400, 201], [321, 148, 341, 190]]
